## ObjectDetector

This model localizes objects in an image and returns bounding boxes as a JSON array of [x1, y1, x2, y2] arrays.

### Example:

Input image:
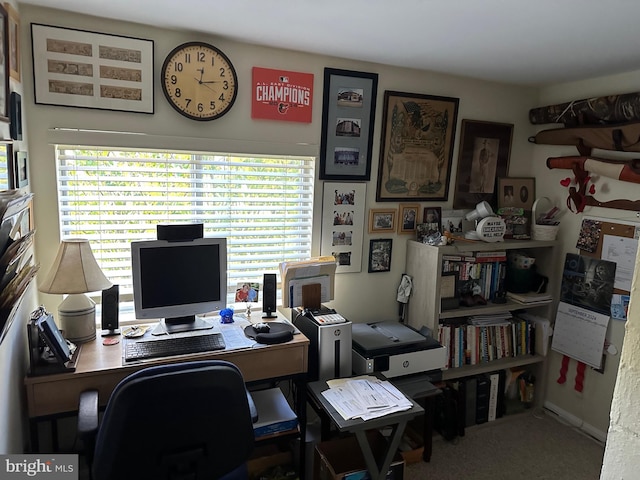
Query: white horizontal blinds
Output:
[[56, 147, 315, 302]]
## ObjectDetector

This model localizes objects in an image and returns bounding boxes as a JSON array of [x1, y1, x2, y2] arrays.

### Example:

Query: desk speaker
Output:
[[263, 274, 277, 318], [101, 285, 120, 336]]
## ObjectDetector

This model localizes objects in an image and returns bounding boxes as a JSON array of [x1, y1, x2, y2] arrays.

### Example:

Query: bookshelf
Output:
[[404, 238, 559, 406]]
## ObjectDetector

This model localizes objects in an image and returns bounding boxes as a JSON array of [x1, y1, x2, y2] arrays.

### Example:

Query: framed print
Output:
[[422, 206, 442, 232], [376, 90, 459, 201], [13, 150, 27, 188], [31, 23, 154, 113], [441, 209, 467, 234], [0, 3, 8, 123], [440, 271, 460, 310], [368, 208, 397, 233], [452, 119, 514, 209], [368, 239, 392, 273], [0, 143, 9, 189], [9, 91, 20, 140], [319, 68, 378, 180], [398, 203, 419, 234], [4, 3, 18, 81], [497, 177, 536, 210], [321, 182, 366, 273]]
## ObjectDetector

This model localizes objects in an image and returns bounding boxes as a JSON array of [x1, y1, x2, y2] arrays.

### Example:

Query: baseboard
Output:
[[544, 401, 607, 443]]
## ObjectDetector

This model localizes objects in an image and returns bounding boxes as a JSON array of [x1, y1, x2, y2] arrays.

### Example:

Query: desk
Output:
[[307, 376, 424, 480], [24, 316, 309, 471]]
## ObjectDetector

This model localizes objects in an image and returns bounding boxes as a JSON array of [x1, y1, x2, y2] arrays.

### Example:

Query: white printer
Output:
[[351, 321, 446, 378]]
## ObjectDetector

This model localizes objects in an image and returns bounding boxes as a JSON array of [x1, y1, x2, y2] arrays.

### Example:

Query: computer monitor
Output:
[[131, 237, 228, 334]]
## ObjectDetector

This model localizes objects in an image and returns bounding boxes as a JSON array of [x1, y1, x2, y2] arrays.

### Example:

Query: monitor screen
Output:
[[131, 237, 228, 330]]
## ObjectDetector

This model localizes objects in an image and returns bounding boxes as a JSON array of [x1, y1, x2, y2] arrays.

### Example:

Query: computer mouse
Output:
[[253, 322, 271, 334]]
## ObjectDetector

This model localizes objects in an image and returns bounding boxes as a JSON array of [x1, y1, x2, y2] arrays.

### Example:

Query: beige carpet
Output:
[[404, 409, 605, 480]]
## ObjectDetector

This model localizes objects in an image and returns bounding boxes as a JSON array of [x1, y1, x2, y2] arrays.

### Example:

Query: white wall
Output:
[[533, 72, 640, 438]]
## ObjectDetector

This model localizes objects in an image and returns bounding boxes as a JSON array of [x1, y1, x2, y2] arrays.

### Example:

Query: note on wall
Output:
[[551, 301, 609, 369], [601, 234, 638, 292]]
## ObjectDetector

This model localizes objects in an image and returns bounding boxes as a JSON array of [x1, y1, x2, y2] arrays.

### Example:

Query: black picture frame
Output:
[[368, 238, 393, 273], [377, 90, 459, 201], [319, 68, 378, 180], [0, 4, 10, 139], [452, 119, 514, 209], [440, 271, 460, 311], [14, 150, 27, 188], [9, 91, 21, 140]]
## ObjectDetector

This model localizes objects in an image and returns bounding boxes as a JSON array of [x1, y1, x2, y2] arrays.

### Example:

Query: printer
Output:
[[352, 321, 446, 378]]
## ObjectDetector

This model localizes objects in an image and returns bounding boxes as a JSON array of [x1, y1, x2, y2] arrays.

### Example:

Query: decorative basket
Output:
[[531, 197, 559, 241]]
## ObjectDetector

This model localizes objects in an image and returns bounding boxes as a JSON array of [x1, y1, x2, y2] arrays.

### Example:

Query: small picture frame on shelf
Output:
[[13, 150, 28, 188], [440, 271, 460, 311]]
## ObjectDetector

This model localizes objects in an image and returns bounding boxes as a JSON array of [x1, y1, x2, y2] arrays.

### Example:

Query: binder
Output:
[[464, 377, 477, 427], [475, 374, 490, 424]]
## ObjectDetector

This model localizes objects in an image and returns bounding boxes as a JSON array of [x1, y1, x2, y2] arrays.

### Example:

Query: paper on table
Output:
[[322, 375, 413, 421]]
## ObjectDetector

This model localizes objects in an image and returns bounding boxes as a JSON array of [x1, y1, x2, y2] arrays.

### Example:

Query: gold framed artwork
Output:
[[497, 177, 536, 210], [368, 208, 397, 233], [398, 203, 419, 234], [4, 3, 18, 82], [376, 90, 459, 201]]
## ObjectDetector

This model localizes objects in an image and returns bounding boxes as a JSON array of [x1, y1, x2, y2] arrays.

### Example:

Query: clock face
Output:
[[161, 42, 238, 121]]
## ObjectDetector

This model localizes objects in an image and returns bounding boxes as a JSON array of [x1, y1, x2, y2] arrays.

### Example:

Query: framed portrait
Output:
[[0, 4, 8, 124], [320, 182, 366, 273], [422, 207, 442, 233], [4, 3, 18, 82], [31, 23, 154, 113], [319, 68, 378, 180], [368, 239, 393, 273], [368, 208, 397, 233], [497, 177, 536, 210], [398, 203, 419, 234], [452, 119, 514, 209], [376, 90, 459, 201]]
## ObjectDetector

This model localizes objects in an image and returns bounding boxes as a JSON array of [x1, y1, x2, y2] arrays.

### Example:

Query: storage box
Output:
[[398, 425, 424, 464], [247, 444, 294, 479], [314, 432, 404, 480]]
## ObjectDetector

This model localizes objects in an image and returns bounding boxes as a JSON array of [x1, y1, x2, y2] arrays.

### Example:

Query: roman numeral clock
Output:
[[161, 42, 238, 120]]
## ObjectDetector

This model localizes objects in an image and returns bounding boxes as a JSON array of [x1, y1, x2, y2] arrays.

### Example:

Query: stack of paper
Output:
[[321, 375, 413, 421]]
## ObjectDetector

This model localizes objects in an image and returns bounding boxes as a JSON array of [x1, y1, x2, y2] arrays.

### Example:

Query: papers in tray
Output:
[[321, 375, 413, 422]]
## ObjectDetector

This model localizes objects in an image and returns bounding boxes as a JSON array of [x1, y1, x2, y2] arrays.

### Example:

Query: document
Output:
[[321, 375, 413, 421]]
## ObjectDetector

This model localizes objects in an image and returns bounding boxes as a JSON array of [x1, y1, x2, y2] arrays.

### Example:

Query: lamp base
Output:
[[58, 294, 97, 343]]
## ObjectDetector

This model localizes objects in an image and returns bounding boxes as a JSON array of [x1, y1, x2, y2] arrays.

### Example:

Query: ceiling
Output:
[[21, 0, 640, 87]]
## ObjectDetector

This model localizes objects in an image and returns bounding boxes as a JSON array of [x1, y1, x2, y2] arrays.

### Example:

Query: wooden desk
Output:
[[24, 322, 309, 470]]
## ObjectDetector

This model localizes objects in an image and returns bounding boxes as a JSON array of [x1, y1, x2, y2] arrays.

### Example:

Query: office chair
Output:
[[78, 360, 258, 480]]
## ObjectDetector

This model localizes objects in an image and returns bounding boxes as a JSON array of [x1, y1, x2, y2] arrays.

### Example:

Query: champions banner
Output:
[[252, 67, 313, 123]]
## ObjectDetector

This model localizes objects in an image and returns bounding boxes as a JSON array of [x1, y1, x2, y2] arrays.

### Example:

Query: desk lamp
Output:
[[39, 239, 113, 343]]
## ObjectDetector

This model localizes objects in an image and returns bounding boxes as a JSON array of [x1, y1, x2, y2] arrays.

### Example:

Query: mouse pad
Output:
[[243, 322, 294, 340]]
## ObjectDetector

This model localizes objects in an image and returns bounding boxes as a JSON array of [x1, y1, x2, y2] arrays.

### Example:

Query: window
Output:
[[55, 146, 315, 304]]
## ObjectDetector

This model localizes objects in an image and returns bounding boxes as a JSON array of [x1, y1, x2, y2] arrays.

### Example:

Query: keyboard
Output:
[[124, 333, 226, 361]]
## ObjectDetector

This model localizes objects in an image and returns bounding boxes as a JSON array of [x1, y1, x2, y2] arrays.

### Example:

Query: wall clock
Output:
[[161, 42, 238, 121]]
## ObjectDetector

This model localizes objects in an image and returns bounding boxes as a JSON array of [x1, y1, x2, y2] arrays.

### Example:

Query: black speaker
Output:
[[262, 274, 277, 319], [101, 285, 120, 336], [156, 223, 203, 241]]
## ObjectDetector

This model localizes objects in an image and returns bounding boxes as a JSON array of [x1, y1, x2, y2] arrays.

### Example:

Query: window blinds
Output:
[[55, 146, 315, 302]]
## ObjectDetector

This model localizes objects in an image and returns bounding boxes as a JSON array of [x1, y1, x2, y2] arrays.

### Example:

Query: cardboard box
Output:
[[398, 426, 424, 465], [314, 432, 404, 480], [247, 444, 294, 479]]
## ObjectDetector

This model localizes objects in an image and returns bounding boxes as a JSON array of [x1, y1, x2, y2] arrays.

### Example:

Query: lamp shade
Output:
[[39, 239, 113, 294]]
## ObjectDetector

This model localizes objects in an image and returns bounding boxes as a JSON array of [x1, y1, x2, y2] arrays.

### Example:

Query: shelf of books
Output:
[[405, 239, 557, 392]]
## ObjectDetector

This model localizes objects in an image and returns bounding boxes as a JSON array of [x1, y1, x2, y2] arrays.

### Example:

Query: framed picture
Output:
[[422, 206, 442, 232], [497, 177, 536, 210], [398, 203, 419, 234], [368, 239, 393, 273], [320, 182, 366, 273], [319, 68, 378, 180], [368, 208, 397, 233], [441, 209, 467, 234], [9, 91, 21, 140], [376, 90, 459, 201], [0, 4, 8, 123], [4, 3, 18, 82], [31, 23, 154, 113], [440, 271, 460, 311], [13, 150, 27, 188], [452, 119, 514, 209], [0, 142, 9, 189]]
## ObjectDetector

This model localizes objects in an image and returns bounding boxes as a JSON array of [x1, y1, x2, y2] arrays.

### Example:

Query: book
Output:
[[488, 372, 500, 421], [506, 291, 553, 304], [475, 374, 490, 424], [464, 377, 477, 427], [251, 387, 298, 438]]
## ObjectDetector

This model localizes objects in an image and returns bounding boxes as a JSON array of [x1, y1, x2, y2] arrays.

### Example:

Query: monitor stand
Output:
[[151, 315, 213, 336]]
